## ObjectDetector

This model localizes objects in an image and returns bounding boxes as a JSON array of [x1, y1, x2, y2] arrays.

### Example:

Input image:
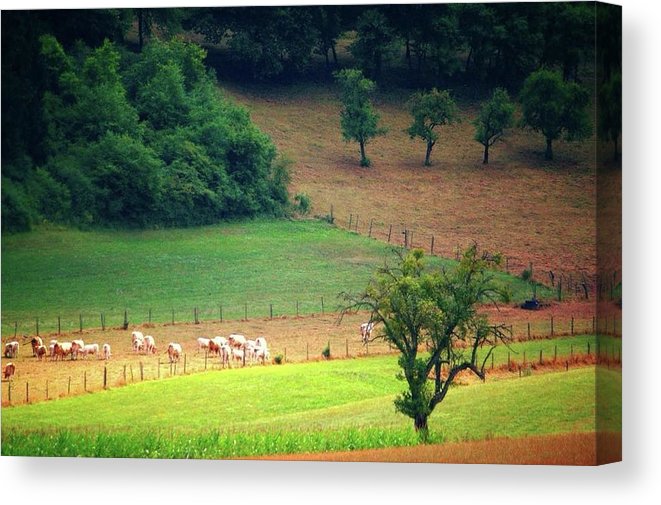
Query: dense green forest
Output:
[[1, 4, 621, 233]]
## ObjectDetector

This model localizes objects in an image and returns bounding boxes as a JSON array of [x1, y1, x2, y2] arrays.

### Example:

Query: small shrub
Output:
[[294, 193, 311, 215], [520, 268, 532, 282], [274, 354, 283, 365], [321, 341, 331, 360]]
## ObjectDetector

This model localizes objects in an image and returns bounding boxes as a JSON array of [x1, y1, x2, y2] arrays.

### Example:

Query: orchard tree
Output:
[[341, 247, 510, 439], [519, 69, 592, 160], [406, 88, 459, 166], [334, 69, 386, 167], [473, 88, 515, 164]]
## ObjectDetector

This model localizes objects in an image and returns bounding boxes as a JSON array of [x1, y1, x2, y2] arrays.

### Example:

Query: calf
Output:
[[35, 345, 47, 361], [3, 362, 15, 380], [102, 343, 112, 360], [71, 339, 85, 360], [4, 341, 19, 359], [360, 322, 375, 344]]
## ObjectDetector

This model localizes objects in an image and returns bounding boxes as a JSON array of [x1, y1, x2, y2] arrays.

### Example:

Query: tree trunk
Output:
[[424, 141, 433, 166], [483, 143, 489, 164], [545, 137, 553, 160], [331, 43, 338, 66], [324, 48, 330, 68], [414, 413, 429, 439], [359, 141, 368, 167], [405, 37, 412, 71]]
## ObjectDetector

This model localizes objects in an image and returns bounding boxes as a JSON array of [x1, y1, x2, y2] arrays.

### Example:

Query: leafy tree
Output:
[[598, 73, 621, 161], [341, 247, 510, 438], [334, 69, 387, 167], [406, 88, 459, 166], [349, 9, 399, 81], [473, 88, 515, 164], [519, 69, 592, 160]]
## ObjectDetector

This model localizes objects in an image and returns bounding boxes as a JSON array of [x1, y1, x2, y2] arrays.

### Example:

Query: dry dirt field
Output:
[[219, 74, 621, 288], [257, 431, 621, 465]]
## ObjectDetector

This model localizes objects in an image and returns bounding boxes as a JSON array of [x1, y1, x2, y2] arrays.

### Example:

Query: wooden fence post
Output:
[[430, 235, 435, 255], [36, 317, 39, 336], [523, 351, 526, 365], [123, 309, 128, 330], [321, 297, 325, 314], [84, 371, 87, 392], [306, 342, 309, 361], [527, 322, 531, 339], [130, 365, 134, 382], [220, 305, 223, 323], [355, 214, 359, 232], [172, 308, 175, 325], [284, 347, 287, 363], [205, 351, 208, 370], [8, 381, 11, 404], [587, 342, 591, 355], [58, 316, 61, 335], [244, 302, 248, 321], [554, 345, 557, 362], [123, 365, 127, 384], [184, 354, 187, 375], [330, 204, 334, 223], [149, 308, 152, 323], [79, 314, 83, 333], [26, 381, 29, 403], [296, 301, 300, 317], [507, 351, 511, 368], [68, 376, 72, 395], [46, 380, 49, 400], [270, 304, 273, 320], [104, 366, 107, 389], [491, 352, 494, 370], [101, 313, 105, 331], [368, 218, 373, 238], [349, 214, 353, 229], [14, 321, 18, 339], [346, 338, 349, 358], [140, 362, 144, 381], [551, 316, 554, 336], [571, 316, 574, 336], [387, 224, 392, 243], [539, 350, 543, 364]]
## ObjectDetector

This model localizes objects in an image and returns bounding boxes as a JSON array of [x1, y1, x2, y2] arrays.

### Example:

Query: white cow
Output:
[[219, 343, 231, 368], [360, 322, 375, 344], [71, 339, 85, 360], [254, 346, 270, 364], [80, 343, 99, 359], [102, 343, 112, 360], [197, 337, 211, 353], [231, 348, 244, 366], [228, 334, 246, 349], [168, 343, 182, 363], [143, 335, 156, 354], [49, 340, 58, 360], [4, 341, 19, 359], [244, 339, 257, 364], [132, 331, 145, 352]]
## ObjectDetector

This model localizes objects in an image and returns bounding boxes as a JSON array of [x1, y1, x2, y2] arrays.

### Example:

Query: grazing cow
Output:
[[255, 336, 268, 350], [49, 340, 58, 360], [131, 331, 144, 344], [4, 341, 19, 359], [244, 340, 257, 364], [143, 335, 156, 354], [228, 334, 246, 349], [80, 343, 99, 359], [71, 339, 85, 360], [360, 322, 375, 344], [208, 339, 221, 357], [197, 337, 210, 353], [231, 348, 244, 366], [35, 345, 47, 361], [102, 343, 112, 360], [31, 336, 43, 356], [3, 362, 15, 381], [219, 343, 231, 368], [167, 343, 182, 363], [53, 342, 73, 361], [254, 346, 270, 364]]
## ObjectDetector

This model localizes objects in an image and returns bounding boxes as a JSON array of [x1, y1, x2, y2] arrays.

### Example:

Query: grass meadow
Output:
[[1, 354, 621, 458], [1, 219, 551, 336]]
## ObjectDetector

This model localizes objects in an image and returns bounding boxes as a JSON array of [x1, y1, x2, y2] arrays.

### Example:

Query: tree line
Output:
[[336, 67, 592, 167]]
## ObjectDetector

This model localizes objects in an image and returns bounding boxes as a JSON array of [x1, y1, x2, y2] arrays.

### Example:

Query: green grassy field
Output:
[[1, 353, 621, 458], [1, 219, 550, 335]]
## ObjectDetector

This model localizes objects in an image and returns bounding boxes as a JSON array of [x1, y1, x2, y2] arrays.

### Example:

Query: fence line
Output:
[[325, 204, 620, 303], [1, 332, 622, 407]]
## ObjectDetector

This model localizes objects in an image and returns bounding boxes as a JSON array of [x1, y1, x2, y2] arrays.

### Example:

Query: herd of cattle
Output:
[[2, 321, 374, 382]]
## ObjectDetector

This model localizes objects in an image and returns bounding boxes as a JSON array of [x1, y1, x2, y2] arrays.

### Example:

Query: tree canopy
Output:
[[406, 88, 459, 166], [473, 88, 515, 164], [2, 36, 290, 232], [334, 69, 387, 167], [519, 69, 592, 160]]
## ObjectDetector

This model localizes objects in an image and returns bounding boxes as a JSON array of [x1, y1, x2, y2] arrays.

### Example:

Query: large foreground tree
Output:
[[341, 247, 510, 438]]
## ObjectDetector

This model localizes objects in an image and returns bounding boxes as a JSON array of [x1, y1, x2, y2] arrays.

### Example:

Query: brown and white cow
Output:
[[3, 362, 16, 380], [71, 339, 85, 360], [53, 342, 73, 361], [35, 345, 47, 361], [4, 341, 19, 359], [167, 343, 182, 363], [360, 322, 375, 344], [102, 343, 112, 360], [31, 336, 43, 356]]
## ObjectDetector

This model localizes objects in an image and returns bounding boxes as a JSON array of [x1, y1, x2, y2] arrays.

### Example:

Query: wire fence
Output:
[[322, 204, 621, 303]]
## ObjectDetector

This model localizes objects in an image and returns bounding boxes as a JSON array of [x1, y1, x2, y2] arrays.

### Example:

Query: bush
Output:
[[274, 354, 284, 365], [294, 193, 311, 215], [520, 268, 532, 282], [321, 341, 331, 360]]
